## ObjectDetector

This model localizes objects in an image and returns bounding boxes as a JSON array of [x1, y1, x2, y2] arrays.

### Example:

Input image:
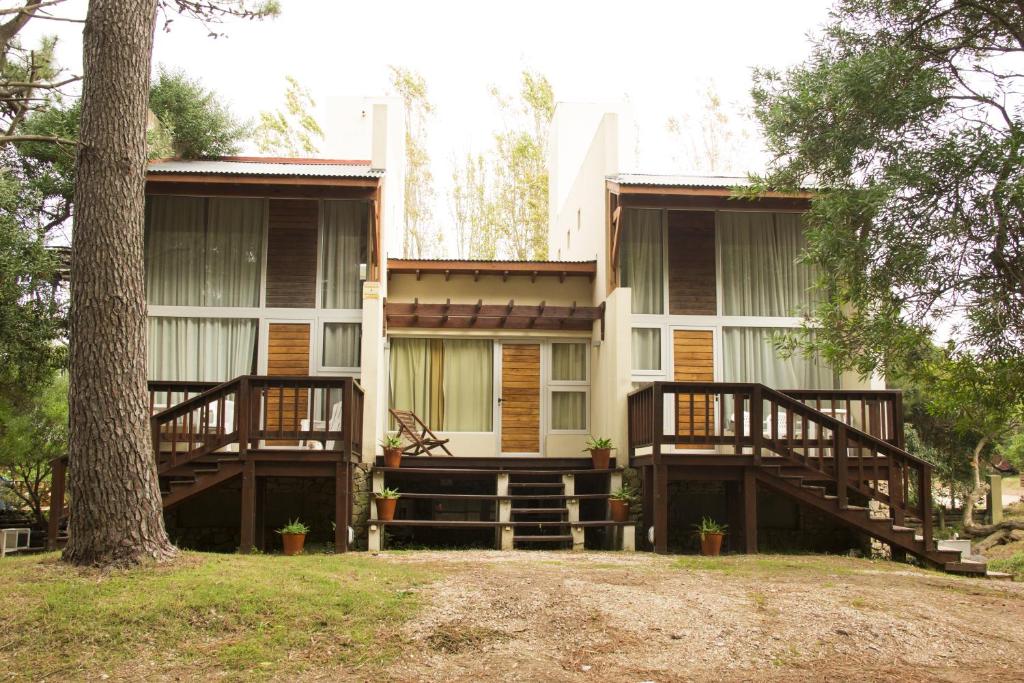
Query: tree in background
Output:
[[390, 65, 440, 257], [666, 83, 755, 175], [149, 66, 250, 158], [0, 372, 67, 526], [452, 70, 554, 260], [254, 74, 322, 156], [751, 0, 1024, 539]]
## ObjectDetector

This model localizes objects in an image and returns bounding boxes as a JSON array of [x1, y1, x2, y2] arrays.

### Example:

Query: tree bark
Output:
[[961, 435, 990, 529], [63, 0, 175, 566]]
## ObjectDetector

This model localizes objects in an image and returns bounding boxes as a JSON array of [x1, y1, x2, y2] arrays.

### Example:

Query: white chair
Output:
[[1, 528, 31, 557]]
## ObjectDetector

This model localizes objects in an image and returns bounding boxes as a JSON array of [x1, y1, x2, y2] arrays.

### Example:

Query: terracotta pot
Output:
[[700, 532, 724, 557], [589, 447, 612, 470], [383, 447, 402, 469], [609, 499, 630, 522], [281, 532, 306, 556], [376, 497, 398, 522]]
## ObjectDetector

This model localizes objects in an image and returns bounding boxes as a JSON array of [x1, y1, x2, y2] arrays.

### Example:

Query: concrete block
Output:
[[368, 523, 381, 552]]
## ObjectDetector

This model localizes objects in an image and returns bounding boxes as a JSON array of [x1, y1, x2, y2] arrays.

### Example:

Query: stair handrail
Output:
[[151, 377, 243, 474]]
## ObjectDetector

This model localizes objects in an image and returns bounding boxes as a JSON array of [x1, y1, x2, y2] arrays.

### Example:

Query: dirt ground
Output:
[[370, 551, 1024, 683]]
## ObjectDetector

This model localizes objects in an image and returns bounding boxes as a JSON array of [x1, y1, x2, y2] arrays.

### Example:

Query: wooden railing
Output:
[[150, 375, 364, 473], [148, 380, 220, 416], [626, 381, 932, 551]]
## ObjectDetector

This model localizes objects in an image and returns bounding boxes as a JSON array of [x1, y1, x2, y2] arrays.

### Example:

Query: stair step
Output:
[[801, 485, 827, 495], [891, 525, 916, 533], [511, 508, 568, 515], [514, 534, 573, 542], [509, 482, 563, 489], [944, 561, 988, 576]]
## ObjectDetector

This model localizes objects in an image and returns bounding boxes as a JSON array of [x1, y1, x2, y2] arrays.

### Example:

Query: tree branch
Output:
[[0, 133, 77, 145]]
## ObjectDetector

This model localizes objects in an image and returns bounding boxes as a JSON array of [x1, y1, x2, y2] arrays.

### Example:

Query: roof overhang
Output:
[[387, 259, 596, 282], [607, 178, 813, 212]]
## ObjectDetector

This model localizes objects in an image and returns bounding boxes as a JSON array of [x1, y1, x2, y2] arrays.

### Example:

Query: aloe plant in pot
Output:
[[694, 516, 728, 557], [375, 487, 401, 522], [380, 434, 403, 468], [277, 519, 310, 556], [609, 485, 636, 523], [584, 437, 614, 469]]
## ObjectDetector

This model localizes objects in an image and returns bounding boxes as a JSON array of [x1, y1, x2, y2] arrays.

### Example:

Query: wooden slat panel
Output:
[[265, 199, 318, 308], [674, 330, 714, 449], [667, 211, 716, 315], [501, 344, 540, 453], [266, 323, 311, 444]]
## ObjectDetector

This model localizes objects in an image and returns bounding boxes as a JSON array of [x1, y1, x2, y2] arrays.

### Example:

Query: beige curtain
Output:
[[631, 328, 661, 370], [551, 392, 586, 430], [620, 208, 664, 314], [551, 342, 586, 380], [389, 338, 493, 431], [719, 212, 818, 316], [442, 340, 493, 431]]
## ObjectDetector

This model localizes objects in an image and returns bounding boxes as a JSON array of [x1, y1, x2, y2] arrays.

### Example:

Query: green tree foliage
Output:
[[149, 66, 250, 158], [0, 372, 67, 526], [453, 70, 554, 259], [750, 0, 1024, 529], [254, 75, 323, 156], [389, 65, 440, 257]]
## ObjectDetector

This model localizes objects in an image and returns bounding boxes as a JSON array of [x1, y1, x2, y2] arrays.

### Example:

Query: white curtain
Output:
[[147, 317, 257, 382], [551, 342, 586, 381], [719, 212, 818, 316], [144, 196, 264, 307], [631, 328, 661, 370], [322, 323, 361, 368], [321, 200, 366, 309], [722, 327, 835, 390], [442, 340, 493, 431], [552, 392, 586, 430], [620, 208, 664, 314]]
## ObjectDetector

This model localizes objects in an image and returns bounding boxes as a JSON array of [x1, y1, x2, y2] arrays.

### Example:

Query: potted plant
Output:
[[375, 487, 400, 522], [380, 434, 404, 469], [694, 516, 727, 557], [609, 486, 635, 522], [277, 519, 310, 556], [584, 437, 614, 469]]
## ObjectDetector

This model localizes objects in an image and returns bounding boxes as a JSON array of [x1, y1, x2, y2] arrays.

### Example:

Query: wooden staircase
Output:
[[509, 471, 573, 547]]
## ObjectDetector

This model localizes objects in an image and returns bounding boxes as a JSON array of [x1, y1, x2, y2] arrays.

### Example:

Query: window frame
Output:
[[545, 340, 590, 434]]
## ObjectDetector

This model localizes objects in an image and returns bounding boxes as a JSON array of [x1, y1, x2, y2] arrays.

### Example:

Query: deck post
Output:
[[743, 467, 758, 554], [571, 524, 584, 551], [255, 477, 267, 552], [335, 461, 349, 553], [496, 472, 511, 549], [653, 463, 669, 554], [750, 385, 763, 464], [622, 524, 636, 551], [47, 456, 67, 551], [239, 458, 256, 553], [642, 465, 654, 550]]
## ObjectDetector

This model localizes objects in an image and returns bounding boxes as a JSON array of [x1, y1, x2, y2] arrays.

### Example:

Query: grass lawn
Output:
[[0, 551, 437, 681]]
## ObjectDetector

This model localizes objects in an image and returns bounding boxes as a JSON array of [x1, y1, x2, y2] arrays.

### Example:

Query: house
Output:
[[46, 102, 978, 573]]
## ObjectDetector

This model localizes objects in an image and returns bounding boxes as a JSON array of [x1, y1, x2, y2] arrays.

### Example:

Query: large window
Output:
[[147, 317, 257, 382], [722, 327, 836, 390], [321, 200, 367, 309], [550, 342, 588, 431], [144, 196, 265, 307], [718, 212, 818, 317], [389, 338, 493, 432], [619, 208, 664, 314]]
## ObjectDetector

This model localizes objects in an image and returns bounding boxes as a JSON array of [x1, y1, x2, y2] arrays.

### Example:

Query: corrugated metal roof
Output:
[[148, 158, 383, 178], [388, 258, 595, 265], [609, 173, 752, 188]]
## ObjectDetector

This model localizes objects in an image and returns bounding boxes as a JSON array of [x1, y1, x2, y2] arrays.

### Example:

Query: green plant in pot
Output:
[[380, 434, 404, 468], [584, 437, 614, 469], [609, 485, 636, 522], [694, 516, 727, 557], [375, 487, 401, 522], [277, 519, 310, 556]]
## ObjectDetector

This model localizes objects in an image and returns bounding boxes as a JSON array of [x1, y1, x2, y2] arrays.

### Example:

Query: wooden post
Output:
[[642, 465, 653, 550], [237, 377, 251, 457], [47, 456, 67, 551], [653, 463, 669, 554], [255, 477, 267, 552], [920, 465, 933, 551], [335, 461, 349, 553], [239, 459, 256, 553], [750, 385, 763, 464], [835, 424, 848, 510], [743, 467, 758, 554]]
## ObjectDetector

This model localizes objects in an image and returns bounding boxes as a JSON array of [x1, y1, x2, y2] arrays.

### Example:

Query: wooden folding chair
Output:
[[389, 409, 454, 456]]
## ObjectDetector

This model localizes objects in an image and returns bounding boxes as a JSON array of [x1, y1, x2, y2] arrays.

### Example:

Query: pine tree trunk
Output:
[[64, 0, 175, 567]]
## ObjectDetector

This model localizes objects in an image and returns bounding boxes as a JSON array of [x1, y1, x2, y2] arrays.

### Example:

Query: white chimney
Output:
[[371, 103, 388, 170]]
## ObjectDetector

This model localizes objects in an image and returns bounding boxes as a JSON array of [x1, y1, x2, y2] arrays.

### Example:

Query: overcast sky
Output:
[[27, 0, 834, 253]]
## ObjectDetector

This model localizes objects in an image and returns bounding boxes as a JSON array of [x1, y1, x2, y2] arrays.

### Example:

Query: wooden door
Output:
[[673, 329, 714, 447], [500, 344, 540, 454], [266, 323, 311, 444]]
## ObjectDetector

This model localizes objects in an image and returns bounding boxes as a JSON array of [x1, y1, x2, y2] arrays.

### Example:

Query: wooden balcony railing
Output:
[[627, 381, 932, 551]]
